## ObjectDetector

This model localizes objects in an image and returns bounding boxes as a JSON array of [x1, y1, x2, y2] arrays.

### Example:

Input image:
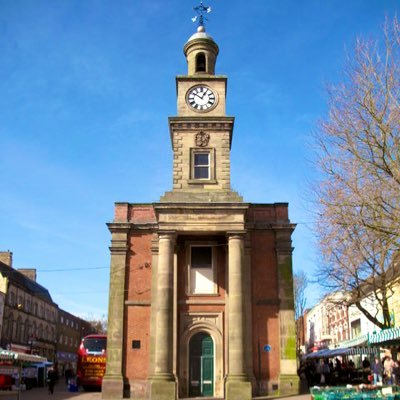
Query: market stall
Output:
[[0, 350, 47, 399], [311, 385, 400, 400]]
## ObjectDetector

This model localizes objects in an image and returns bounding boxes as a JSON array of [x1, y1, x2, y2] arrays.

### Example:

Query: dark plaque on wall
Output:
[[132, 340, 141, 349]]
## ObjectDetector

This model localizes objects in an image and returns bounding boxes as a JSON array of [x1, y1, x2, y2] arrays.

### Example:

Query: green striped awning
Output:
[[0, 350, 15, 361], [347, 347, 379, 355], [369, 327, 400, 344], [0, 350, 46, 363], [334, 334, 369, 348]]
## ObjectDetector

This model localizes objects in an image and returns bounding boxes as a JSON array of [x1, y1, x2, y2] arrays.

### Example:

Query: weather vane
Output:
[[191, 1, 212, 27]]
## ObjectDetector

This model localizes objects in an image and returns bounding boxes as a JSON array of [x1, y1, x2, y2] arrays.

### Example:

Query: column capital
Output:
[[157, 231, 177, 241], [226, 231, 246, 240]]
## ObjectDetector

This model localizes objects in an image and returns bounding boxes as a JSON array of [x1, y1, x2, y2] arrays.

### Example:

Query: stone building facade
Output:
[[57, 309, 96, 377], [0, 251, 98, 367], [0, 251, 58, 361], [103, 25, 298, 400]]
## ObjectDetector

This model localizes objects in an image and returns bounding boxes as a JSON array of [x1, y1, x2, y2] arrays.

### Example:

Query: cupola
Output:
[[183, 25, 219, 76]]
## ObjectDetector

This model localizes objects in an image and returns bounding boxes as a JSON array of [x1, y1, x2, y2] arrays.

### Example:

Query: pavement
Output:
[[0, 385, 311, 400], [0, 384, 101, 400]]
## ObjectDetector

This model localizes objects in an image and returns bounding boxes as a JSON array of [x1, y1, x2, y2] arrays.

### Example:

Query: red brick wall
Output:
[[124, 231, 153, 381], [120, 203, 288, 389], [249, 204, 285, 383]]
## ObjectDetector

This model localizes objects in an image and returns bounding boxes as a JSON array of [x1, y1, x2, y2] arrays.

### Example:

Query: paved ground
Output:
[[0, 385, 311, 400], [0, 384, 101, 400]]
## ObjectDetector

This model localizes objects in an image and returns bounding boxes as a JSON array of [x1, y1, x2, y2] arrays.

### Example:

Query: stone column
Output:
[[274, 225, 299, 395], [244, 235, 255, 392], [150, 232, 176, 400], [226, 232, 252, 400], [102, 224, 129, 400]]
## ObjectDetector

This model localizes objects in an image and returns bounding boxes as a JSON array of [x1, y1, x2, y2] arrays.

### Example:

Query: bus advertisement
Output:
[[76, 334, 107, 390]]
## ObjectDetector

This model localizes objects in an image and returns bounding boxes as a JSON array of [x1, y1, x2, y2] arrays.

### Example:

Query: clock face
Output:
[[187, 86, 216, 111]]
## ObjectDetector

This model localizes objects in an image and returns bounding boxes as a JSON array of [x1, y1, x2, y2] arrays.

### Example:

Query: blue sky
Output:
[[0, 0, 398, 319]]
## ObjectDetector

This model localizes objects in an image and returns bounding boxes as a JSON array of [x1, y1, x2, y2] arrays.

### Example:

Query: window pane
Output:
[[194, 153, 209, 166], [194, 166, 209, 179], [191, 247, 212, 268]]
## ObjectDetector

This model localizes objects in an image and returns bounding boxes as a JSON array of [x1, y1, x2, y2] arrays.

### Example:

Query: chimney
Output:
[[18, 269, 37, 282], [0, 251, 13, 267]]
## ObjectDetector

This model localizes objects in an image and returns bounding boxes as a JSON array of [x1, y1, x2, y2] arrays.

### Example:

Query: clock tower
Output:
[[160, 24, 242, 203], [102, 12, 299, 400]]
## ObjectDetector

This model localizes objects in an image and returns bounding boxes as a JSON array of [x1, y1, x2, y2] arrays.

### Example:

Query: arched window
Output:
[[7, 314, 14, 339], [32, 322, 37, 339], [44, 326, 49, 340], [15, 317, 22, 342], [196, 53, 206, 72]]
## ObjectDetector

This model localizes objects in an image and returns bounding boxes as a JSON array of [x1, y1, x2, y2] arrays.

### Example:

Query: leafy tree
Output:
[[314, 17, 400, 330]]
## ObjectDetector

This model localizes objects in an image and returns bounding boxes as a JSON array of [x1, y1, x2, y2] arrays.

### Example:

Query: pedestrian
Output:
[[65, 363, 73, 384], [47, 367, 57, 395], [372, 358, 383, 385], [362, 356, 371, 370], [393, 361, 400, 385], [384, 356, 395, 385]]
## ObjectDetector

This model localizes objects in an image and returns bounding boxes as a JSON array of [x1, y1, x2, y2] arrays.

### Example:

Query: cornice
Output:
[[169, 116, 234, 129], [153, 202, 249, 211], [107, 222, 158, 232], [176, 75, 227, 81]]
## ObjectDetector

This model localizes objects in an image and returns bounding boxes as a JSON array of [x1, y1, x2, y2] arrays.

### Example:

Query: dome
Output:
[[183, 25, 219, 76], [186, 25, 216, 44]]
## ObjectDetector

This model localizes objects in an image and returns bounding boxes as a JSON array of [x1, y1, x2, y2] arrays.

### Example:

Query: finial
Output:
[[191, 1, 212, 28]]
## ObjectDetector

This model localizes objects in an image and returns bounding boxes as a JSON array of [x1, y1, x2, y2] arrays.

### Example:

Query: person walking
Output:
[[47, 367, 57, 395], [372, 358, 383, 385], [384, 356, 395, 385]]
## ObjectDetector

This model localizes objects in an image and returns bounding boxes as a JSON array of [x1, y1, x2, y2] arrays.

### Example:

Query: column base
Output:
[[102, 375, 124, 399], [150, 377, 176, 400], [279, 374, 300, 396], [226, 379, 252, 400]]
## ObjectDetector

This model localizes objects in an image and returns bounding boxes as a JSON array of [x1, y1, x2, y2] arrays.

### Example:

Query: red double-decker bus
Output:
[[76, 334, 107, 390]]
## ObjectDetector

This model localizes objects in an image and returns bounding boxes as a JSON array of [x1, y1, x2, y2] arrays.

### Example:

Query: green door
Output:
[[189, 332, 214, 397]]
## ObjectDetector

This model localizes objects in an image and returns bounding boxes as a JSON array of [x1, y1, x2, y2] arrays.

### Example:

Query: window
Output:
[[192, 246, 212, 268], [196, 53, 206, 72], [9, 292, 15, 306], [351, 319, 361, 338], [189, 245, 216, 294], [193, 152, 210, 179]]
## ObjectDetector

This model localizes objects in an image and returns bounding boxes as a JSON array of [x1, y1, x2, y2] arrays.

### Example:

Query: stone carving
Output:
[[195, 131, 210, 147], [180, 312, 222, 334]]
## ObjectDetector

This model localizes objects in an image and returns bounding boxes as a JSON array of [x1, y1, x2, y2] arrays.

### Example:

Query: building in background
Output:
[[0, 251, 58, 360], [0, 251, 99, 367], [305, 292, 350, 351], [57, 309, 96, 377]]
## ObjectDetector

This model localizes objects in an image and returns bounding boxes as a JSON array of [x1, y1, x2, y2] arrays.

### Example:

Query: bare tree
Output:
[[294, 271, 308, 360], [86, 314, 108, 334], [314, 17, 400, 329]]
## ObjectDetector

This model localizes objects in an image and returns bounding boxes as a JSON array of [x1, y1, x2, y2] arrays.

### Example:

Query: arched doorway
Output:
[[189, 332, 214, 397]]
